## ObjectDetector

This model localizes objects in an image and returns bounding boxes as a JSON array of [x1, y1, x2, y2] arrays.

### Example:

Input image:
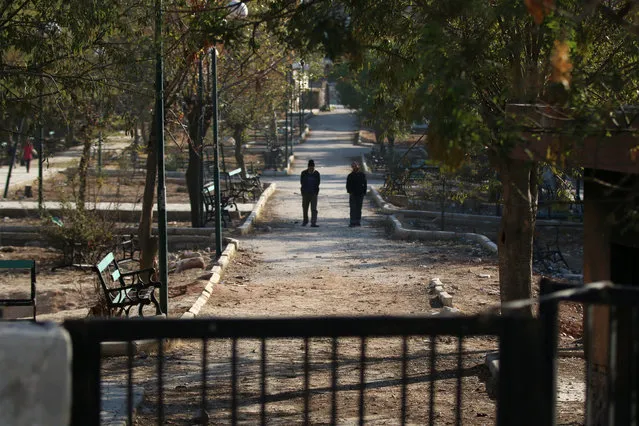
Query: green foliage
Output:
[[164, 153, 180, 172], [40, 204, 121, 264]]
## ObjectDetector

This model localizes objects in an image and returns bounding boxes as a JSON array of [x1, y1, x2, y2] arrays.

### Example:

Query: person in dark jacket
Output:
[[300, 159, 320, 227], [346, 161, 367, 227]]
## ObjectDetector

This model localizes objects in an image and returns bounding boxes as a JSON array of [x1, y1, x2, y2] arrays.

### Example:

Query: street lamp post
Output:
[[210, 0, 248, 258], [197, 54, 205, 227], [299, 61, 303, 137], [38, 99, 44, 210], [284, 92, 289, 163], [211, 46, 223, 257], [155, 0, 169, 314], [290, 66, 295, 155]]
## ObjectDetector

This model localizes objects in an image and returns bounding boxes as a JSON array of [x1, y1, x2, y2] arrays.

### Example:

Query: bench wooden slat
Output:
[[0, 260, 35, 269], [0, 299, 34, 306], [96, 252, 115, 272], [111, 289, 130, 305]]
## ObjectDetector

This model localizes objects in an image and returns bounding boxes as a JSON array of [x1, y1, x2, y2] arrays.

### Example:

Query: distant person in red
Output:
[[22, 140, 34, 173]]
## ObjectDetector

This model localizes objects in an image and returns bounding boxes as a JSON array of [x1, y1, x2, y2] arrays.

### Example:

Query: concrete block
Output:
[[0, 322, 71, 426], [217, 255, 229, 268], [429, 277, 443, 288], [485, 352, 500, 379], [223, 237, 240, 250], [439, 291, 453, 307]]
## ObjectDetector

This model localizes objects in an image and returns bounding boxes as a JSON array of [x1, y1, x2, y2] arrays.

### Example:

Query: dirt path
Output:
[[128, 111, 501, 425], [121, 110, 583, 425]]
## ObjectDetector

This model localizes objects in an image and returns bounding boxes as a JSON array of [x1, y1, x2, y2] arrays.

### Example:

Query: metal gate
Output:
[[64, 315, 551, 425]]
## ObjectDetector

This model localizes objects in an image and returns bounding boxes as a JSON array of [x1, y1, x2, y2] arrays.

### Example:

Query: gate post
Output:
[[539, 278, 560, 426], [65, 321, 102, 426], [498, 316, 549, 425]]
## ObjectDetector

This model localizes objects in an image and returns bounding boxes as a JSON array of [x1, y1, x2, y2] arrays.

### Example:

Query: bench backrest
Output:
[[95, 252, 125, 296], [202, 182, 216, 206], [228, 168, 242, 177], [0, 259, 36, 320], [203, 182, 215, 193], [117, 234, 139, 264]]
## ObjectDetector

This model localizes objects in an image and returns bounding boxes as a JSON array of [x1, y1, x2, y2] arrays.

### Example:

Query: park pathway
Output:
[[132, 109, 500, 425], [198, 109, 440, 318]]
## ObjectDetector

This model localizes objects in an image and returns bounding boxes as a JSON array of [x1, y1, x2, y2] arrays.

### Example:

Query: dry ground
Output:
[[98, 242, 584, 426], [0, 165, 586, 424], [0, 244, 222, 320]]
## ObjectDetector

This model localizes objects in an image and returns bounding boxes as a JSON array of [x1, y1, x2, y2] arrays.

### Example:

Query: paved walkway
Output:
[[0, 138, 132, 195]]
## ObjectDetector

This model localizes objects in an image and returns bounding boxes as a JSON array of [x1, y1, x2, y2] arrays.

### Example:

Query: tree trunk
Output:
[[185, 101, 203, 227], [137, 113, 159, 271], [233, 124, 246, 175], [133, 125, 140, 148], [497, 157, 538, 316], [76, 131, 93, 210], [373, 124, 385, 154], [271, 103, 279, 147], [65, 120, 75, 148]]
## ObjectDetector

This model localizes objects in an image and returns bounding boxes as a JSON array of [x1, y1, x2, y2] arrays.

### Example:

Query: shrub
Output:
[[40, 203, 124, 265]]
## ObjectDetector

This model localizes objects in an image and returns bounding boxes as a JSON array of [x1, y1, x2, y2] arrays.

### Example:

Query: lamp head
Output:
[[227, 1, 248, 19]]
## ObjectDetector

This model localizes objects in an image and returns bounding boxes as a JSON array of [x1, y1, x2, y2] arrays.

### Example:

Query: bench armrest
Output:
[[105, 282, 144, 294], [147, 280, 162, 288], [120, 267, 156, 278]]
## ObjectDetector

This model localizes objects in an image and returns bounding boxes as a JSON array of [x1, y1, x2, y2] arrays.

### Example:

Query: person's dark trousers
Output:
[[25, 159, 30, 173], [302, 193, 318, 225], [349, 194, 364, 225]]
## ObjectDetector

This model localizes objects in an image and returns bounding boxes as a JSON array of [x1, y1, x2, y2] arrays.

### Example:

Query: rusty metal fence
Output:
[[64, 315, 552, 425]]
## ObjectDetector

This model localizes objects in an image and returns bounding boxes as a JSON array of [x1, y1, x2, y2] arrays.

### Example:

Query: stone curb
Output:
[[100, 239, 242, 358], [379, 190, 498, 254], [180, 237, 239, 319], [360, 154, 385, 180], [361, 153, 582, 229], [428, 277, 455, 309], [99, 239, 240, 423], [238, 182, 277, 236]]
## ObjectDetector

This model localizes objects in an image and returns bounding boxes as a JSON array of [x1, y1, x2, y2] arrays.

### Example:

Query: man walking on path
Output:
[[346, 160, 367, 227], [300, 159, 320, 227]]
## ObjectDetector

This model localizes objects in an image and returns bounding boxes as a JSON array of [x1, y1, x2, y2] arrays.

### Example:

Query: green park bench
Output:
[[94, 252, 163, 317], [223, 167, 263, 201], [0, 259, 36, 320], [202, 181, 238, 227]]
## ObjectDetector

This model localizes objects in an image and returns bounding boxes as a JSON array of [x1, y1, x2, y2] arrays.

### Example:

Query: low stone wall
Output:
[[369, 185, 498, 253]]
